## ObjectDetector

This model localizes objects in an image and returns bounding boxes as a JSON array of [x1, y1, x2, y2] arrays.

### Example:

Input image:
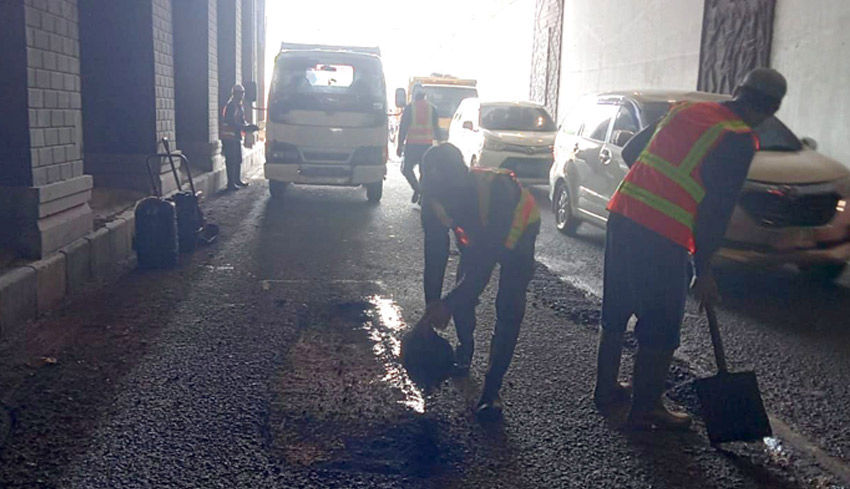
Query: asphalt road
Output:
[[0, 162, 848, 488]]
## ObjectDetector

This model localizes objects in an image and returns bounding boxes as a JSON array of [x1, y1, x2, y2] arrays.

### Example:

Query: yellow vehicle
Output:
[[395, 74, 478, 141]]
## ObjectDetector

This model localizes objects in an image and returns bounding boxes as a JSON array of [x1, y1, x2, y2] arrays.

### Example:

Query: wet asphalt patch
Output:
[[268, 297, 463, 481]]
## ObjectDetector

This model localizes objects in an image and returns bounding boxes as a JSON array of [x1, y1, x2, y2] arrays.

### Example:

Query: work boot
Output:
[[411, 189, 421, 204], [236, 180, 250, 188], [627, 346, 691, 431], [594, 329, 632, 413], [452, 343, 473, 377], [476, 392, 504, 421]]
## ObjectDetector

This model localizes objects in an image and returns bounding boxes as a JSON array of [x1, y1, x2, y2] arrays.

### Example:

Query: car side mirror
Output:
[[245, 81, 258, 103], [462, 121, 474, 131], [395, 88, 406, 108], [612, 129, 636, 147], [801, 137, 818, 151]]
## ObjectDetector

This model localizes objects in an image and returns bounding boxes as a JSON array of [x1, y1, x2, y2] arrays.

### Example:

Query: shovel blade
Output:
[[694, 371, 771, 444]]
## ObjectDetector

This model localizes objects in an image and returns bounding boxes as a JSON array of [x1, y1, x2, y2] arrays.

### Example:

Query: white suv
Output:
[[448, 99, 556, 185]]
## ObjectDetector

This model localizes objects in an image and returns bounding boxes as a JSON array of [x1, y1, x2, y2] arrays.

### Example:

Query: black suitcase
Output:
[[134, 196, 178, 269]]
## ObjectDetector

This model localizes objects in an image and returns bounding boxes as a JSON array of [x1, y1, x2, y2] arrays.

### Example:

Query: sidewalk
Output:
[[0, 145, 264, 341]]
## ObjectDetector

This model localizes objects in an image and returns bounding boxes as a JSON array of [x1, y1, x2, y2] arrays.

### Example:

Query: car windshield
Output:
[[640, 102, 802, 152], [480, 106, 556, 132], [269, 54, 386, 119], [423, 86, 478, 118]]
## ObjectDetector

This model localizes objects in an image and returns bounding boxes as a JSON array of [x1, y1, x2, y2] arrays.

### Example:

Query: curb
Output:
[[0, 147, 262, 340]]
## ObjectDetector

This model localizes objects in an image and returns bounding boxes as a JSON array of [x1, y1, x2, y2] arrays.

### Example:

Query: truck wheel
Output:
[[269, 181, 289, 199], [802, 263, 847, 283], [366, 181, 383, 203]]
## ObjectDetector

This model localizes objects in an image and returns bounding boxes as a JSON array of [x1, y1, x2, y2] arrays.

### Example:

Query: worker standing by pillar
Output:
[[593, 68, 787, 430], [221, 84, 259, 191], [417, 143, 540, 418], [397, 83, 440, 203]]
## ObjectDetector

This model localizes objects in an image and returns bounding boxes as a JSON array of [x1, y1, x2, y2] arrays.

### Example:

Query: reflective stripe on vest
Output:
[[471, 168, 540, 250], [220, 102, 240, 140], [407, 100, 435, 144], [607, 101, 754, 253]]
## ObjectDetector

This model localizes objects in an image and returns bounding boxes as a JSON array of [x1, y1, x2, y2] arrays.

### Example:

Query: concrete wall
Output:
[[558, 0, 703, 120], [772, 0, 850, 163], [529, 0, 564, 118]]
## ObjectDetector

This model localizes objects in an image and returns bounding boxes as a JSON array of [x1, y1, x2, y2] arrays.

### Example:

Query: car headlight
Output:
[[483, 137, 505, 151]]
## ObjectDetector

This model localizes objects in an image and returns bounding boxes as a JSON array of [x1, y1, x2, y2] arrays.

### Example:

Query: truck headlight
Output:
[[267, 141, 301, 164]]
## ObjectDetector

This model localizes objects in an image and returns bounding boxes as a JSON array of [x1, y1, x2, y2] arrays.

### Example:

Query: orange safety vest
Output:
[[220, 101, 242, 141], [607, 101, 755, 253], [406, 100, 435, 145], [431, 168, 541, 250]]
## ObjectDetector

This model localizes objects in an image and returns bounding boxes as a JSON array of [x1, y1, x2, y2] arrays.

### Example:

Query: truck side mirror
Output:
[[245, 81, 258, 103], [462, 121, 474, 131], [395, 88, 406, 108]]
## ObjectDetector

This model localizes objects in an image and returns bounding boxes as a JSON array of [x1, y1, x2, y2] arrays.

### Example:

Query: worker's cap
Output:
[[421, 143, 468, 197], [411, 83, 425, 97], [232, 83, 245, 94], [738, 68, 787, 102]]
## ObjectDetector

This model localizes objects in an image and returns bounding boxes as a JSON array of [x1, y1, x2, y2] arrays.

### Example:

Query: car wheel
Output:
[[801, 263, 847, 283], [554, 182, 580, 235], [269, 180, 289, 199], [366, 181, 383, 203]]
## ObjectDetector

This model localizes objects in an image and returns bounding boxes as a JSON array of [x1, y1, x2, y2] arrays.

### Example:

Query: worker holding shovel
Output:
[[594, 68, 787, 430]]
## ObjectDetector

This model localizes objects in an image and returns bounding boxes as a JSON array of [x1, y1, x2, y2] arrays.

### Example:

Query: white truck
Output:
[[265, 43, 388, 202]]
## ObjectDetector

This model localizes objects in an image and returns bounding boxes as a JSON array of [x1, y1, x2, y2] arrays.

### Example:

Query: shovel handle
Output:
[[705, 304, 728, 374]]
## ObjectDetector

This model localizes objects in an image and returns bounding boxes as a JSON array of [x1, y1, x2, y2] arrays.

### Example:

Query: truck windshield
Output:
[[480, 106, 556, 132], [423, 86, 478, 118], [640, 102, 803, 152], [269, 54, 386, 119]]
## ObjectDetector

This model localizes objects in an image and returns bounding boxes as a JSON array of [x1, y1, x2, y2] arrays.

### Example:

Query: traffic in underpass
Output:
[[1, 1, 849, 488]]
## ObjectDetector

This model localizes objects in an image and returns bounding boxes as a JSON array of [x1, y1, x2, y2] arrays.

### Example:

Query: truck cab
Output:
[[265, 43, 389, 202]]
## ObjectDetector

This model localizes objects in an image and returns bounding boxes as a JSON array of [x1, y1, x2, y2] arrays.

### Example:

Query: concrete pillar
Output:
[[240, 0, 256, 146], [0, 0, 94, 259], [217, 0, 241, 111], [173, 0, 224, 172], [78, 0, 180, 195]]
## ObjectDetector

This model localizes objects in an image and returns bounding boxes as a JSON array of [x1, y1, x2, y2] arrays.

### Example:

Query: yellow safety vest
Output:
[[406, 100, 435, 145], [431, 168, 540, 250]]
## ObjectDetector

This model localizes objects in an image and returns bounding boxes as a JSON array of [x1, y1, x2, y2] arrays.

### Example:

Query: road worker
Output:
[[594, 68, 788, 430], [397, 83, 440, 203], [221, 84, 259, 191], [418, 143, 540, 418]]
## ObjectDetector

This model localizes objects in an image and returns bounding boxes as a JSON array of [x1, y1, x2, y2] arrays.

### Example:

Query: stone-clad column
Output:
[[78, 0, 180, 195], [0, 0, 94, 259], [217, 0, 241, 111], [174, 0, 224, 172]]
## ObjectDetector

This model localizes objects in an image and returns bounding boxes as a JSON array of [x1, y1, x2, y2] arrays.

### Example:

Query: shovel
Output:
[[694, 304, 771, 444]]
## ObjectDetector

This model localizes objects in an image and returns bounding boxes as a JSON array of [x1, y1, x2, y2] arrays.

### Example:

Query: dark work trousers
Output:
[[453, 223, 538, 398], [222, 138, 242, 187], [601, 213, 690, 351], [401, 144, 430, 193]]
